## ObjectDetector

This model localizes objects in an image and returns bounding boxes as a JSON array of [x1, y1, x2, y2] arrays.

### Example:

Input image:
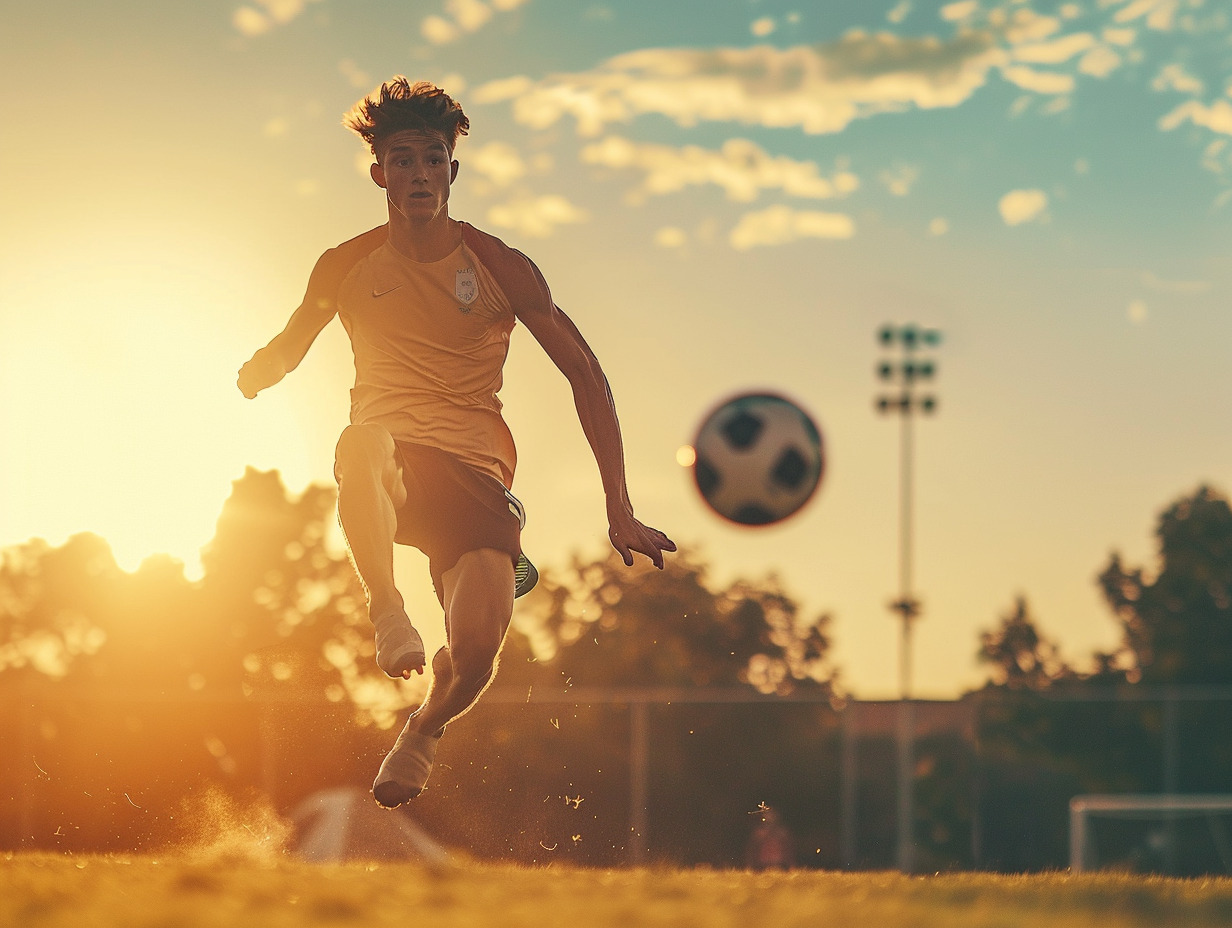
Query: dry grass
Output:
[[3, 850, 1232, 928]]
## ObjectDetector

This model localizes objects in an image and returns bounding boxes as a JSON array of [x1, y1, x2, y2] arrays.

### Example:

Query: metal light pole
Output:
[[875, 323, 940, 873]]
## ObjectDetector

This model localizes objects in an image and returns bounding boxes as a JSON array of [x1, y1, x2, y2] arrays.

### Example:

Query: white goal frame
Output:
[[1069, 794, 1232, 873]]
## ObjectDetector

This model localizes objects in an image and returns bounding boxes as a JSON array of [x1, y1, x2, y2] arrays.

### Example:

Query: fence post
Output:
[[841, 701, 858, 868], [629, 700, 649, 865]]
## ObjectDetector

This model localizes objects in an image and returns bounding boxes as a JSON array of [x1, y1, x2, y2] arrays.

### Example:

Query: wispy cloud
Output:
[[232, 0, 320, 36], [422, 0, 530, 45], [998, 189, 1049, 225], [1159, 99, 1232, 136], [487, 194, 588, 237], [579, 136, 858, 203], [1111, 0, 1180, 32], [476, 4, 1145, 141], [1140, 270, 1212, 294], [466, 142, 529, 187], [1152, 62, 1204, 95], [477, 31, 1009, 137], [729, 205, 854, 250]]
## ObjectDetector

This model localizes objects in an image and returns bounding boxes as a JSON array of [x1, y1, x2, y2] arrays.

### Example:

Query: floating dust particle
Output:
[[550, 718, 559, 729], [540, 841, 558, 851]]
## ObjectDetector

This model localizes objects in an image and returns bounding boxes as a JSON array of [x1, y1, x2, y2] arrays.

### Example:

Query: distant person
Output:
[[238, 78, 674, 808], [746, 806, 796, 870]]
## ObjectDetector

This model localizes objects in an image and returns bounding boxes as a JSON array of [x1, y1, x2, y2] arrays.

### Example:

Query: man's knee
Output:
[[335, 424, 395, 478]]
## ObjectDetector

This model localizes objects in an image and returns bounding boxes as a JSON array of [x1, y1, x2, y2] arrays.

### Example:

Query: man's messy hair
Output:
[[343, 77, 469, 159]]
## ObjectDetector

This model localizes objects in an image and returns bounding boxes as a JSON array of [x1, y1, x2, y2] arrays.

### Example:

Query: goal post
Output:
[[1070, 794, 1232, 874]]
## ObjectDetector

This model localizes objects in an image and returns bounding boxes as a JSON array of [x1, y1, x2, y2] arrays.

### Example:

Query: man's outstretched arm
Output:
[[516, 287, 675, 569], [238, 226, 387, 398]]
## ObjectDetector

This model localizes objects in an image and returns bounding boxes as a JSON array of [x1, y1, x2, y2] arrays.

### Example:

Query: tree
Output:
[[977, 595, 1072, 691], [1099, 484, 1232, 685], [500, 546, 837, 696]]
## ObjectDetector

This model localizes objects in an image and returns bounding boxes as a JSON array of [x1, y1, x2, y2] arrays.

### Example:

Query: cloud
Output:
[[477, 31, 1009, 138], [998, 188, 1048, 225], [887, 1, 912, 25], [1012, 32, 1096, 64], [579, 136, 858, 203], [940, 1, 978, 22], [729, 205, 855, 250], [1152, 63, 1204, 95], [422, 0, 529, 45], [339, 59, 371, 90], [928, 217, 949, 236], [466, 141, 528, 187], [1001, 64, 1075, 94], [1140, 271, 1211, 294], [1078, 45, 1122, 78], [751, 17, 776, 37], [1112, 0, 1180, 31], [654, 226, 688, 248], [879, 164, 919, 196], [1127, 299, 1148, 324], [1159, 99, 1232, 136], [486, 194, 588, 237], [232, 0, 319, 36]]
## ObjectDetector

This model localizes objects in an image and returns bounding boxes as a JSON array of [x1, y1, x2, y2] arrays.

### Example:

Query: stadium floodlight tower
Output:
[[875, 323, 940, 874]]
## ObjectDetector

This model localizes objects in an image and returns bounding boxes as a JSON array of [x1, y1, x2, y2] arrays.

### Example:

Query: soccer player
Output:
[[237, 78, 674, 808]]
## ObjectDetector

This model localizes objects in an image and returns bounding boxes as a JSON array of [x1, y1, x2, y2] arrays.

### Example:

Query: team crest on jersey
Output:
[[455, 268, 478, 305]]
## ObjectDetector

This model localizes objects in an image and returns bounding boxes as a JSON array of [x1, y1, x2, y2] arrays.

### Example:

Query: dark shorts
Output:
[[390, 441, 523, 603]]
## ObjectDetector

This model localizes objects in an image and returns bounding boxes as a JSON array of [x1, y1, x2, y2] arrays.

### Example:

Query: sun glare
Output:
[[1, 244, 313, 578]]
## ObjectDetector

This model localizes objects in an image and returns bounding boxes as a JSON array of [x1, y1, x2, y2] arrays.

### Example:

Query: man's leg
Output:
[[333, 424, 424, 677], [372, 548, 514, 806]]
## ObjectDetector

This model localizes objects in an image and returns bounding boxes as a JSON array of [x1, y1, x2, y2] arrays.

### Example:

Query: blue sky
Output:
[[2, 0, 1230, 696]]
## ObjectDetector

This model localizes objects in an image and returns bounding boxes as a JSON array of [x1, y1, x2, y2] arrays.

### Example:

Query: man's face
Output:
[[371, 131, 459, 225]]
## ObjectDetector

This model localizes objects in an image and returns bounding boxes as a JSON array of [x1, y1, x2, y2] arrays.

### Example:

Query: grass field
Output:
[[4, 850, 1232, 928]]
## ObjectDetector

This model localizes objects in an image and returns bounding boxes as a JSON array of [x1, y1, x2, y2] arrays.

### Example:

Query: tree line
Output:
[[1, 471, 1229, 870]]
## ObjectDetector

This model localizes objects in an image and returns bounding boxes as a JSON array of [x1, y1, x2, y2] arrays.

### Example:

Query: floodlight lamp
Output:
[[878, 325, 895, 345], [878, 362, 894, 380]]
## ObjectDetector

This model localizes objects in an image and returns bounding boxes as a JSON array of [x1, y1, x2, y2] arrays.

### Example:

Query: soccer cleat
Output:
[[373, 613, 426, 679], [372, 725, 440, 808], [514, 553, 538, 599]]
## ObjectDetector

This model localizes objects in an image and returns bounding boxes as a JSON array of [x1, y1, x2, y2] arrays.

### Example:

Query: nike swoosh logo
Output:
[[372, 285, 402, 297]]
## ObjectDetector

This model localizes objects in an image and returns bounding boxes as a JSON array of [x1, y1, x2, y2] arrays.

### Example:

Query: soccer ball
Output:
[[690, 392, 825, 526]]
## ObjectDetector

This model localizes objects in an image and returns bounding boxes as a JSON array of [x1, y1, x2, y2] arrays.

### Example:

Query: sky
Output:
[[2, 0, 1230, 698]]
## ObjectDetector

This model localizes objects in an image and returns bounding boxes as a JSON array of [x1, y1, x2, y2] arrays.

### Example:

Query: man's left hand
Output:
[[608, 510, 676, 570]]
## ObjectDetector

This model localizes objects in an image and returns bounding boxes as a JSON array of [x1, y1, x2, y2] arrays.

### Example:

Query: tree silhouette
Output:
[[1099, 484, 1232, 685], [977, 595, 1073, 691], [501, 545, 837, 696]]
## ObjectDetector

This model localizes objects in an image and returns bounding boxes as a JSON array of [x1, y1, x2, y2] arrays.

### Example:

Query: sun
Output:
[[0, 241, 316, 578]]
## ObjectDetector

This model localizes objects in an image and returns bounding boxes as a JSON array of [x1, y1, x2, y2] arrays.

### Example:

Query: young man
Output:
[[237, 78, 674, 808]]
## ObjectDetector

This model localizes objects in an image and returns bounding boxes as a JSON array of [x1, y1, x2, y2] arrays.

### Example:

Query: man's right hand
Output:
[[237, 346, 287, 399]]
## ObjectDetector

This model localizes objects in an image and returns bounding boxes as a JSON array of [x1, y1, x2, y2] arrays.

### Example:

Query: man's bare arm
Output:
[[517, 291, 675, 569], [238, 226, 386, 399], [237, 288, 336, 398]]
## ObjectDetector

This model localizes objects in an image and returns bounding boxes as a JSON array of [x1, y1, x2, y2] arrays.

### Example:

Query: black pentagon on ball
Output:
[[720, 410, 764, 450], [771, 446, 809, 491], [694, 454, 721, 498], [731, 503, 778, 526]]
